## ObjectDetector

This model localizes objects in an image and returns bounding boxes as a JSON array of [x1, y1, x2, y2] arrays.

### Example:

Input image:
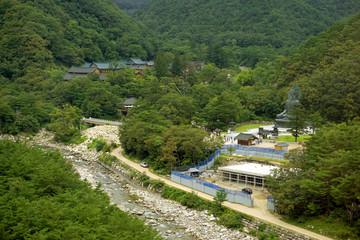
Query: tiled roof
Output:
[[123, 98, 136, 105], [92, 62, 128, 70], [67, 66, 97, 74], [234, 133, 257, 141], [127, 58, 148, 65]]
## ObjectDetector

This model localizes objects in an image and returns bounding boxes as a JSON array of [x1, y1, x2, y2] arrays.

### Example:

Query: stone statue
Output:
[[275, 84, 301, 128]]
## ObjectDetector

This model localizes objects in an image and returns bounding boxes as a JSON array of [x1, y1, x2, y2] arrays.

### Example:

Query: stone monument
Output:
[[275, 84, 301, 128]]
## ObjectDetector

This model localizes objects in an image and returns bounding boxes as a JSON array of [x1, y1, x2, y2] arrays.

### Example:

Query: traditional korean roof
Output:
[[81, 62, 93, 67], [67, 66, 97, 74], [123, 98, 136, 105], [214, 128, 222, 132], [92, 62, 128, 70], [147, 60, 154, 66], [234, 133, 258, 141], [259, 127, 271, 135], [127, 58, 148, 65]]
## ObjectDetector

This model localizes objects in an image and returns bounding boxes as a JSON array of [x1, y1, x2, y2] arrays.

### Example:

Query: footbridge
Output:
[[83, 117, 122, 126]]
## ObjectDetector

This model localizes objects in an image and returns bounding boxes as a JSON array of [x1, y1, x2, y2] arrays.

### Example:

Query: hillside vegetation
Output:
[[273, 13, 360, 123], [0, 139, 160, 239], [0, 0, 157, 81], [112, 0, 153, 15], [137, 0, 360, 67]]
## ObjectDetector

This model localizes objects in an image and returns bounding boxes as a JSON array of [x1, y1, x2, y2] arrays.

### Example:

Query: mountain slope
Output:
[[0, 0, 157, 80], [138, 0, 360, 67], [112, 0, 153, 15], [271, 13, 360, 123]]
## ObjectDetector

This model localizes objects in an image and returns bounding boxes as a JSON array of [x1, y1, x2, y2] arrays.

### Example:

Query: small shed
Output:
[[275, 142, 289, 151], [258, 127, 271, 139], [235, 133, 258, 146]]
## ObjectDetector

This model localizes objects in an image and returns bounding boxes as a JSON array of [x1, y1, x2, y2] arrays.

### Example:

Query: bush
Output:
[[102, 155, 117, 165], [218, 210, 244, 229], [179, 192, 204, 209], [95, 140, 106, 151], [138, 173, 150, 183], [151, 180, 165, 192], [257, 224, 279, 240]]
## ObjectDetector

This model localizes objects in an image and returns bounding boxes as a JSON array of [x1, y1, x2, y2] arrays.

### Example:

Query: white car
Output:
[[140, 162, 148, 168]]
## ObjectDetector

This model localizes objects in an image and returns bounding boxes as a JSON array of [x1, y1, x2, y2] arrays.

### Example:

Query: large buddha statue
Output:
[[275, 84, 301, 128]]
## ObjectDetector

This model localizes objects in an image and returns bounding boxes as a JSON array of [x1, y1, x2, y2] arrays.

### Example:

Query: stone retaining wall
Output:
[[234, 121, 275, 128], [242, 219, 314, 240]]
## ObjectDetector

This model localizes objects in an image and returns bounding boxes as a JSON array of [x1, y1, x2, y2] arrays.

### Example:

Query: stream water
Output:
[[71, 157, 194, 240]]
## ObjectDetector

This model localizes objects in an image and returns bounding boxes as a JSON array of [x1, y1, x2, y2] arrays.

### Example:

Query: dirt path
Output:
[[111, 147, 332, 240]]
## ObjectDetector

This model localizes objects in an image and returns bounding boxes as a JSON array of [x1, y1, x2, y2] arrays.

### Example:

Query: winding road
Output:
[[111, 147, 332, 240]]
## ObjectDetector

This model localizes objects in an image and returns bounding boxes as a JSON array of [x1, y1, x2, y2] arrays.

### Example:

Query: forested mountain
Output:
[[272, 13, 360, 123], [0, 0, 157, 81], [137, 0, 360, 67], [112, 0, 153, 15]]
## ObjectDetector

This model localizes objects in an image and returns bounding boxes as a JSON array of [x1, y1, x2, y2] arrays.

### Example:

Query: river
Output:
[[71, 155, 195, 240]]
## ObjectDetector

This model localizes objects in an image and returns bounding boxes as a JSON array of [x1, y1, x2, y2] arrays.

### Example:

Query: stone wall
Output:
[[234, 120, 275, 128], [242, 219, 313, 240]]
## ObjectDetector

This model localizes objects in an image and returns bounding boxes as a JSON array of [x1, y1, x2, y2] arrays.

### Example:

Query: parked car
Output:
[[242, 188, 253, 194], [140, 162, 148, 168]]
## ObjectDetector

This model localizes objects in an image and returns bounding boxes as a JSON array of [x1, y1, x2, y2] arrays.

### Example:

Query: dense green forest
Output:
[[0, 139, 160, 239], [1, 0, 360, 238], [0, 0, 157, 81], [137, 0, 360, 67], [112, 0, 153, 15]]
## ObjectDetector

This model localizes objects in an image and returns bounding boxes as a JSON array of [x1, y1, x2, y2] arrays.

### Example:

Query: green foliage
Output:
[[101, 155, 118, 166], [213, 189, 227, 214], [150, 179, 165, 192], [0, 139, 160, 240], [112, 0, 153, 15], [48, 104, 82, 143], [266, 120, 360, 238], [178, 192, 204, 209], [87, 138, 111, 152], [138, 0, 360, 67], [0, 0, 157, 81], [288, 105, 307, 142], [218, 210, 244, 230], [256, 224, 279, 240]]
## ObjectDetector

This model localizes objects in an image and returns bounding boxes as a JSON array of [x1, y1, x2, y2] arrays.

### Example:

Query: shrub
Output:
[[179, 192, 204, 209], [95, 140, 106, 151], [138, 173, 150, 183], [257, 224, 279, 240], [218, 210, 244, 229], [151, 180, 165, 192]]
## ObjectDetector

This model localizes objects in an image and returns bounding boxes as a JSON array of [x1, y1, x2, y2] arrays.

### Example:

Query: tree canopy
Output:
[[137, 0, 360, 67], [0, 139, 161, 239]]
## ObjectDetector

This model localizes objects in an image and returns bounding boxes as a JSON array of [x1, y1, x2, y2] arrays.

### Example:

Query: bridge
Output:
[[83, 117, 122, 126]]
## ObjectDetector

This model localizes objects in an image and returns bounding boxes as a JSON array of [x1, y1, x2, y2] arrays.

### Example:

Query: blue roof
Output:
[[92, 62, 128, 70], [81, 62, 92, 67], [127, 58, 148, 65]]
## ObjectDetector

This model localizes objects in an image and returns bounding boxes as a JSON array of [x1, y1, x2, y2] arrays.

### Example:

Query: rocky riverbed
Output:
[[1, 126, 256, 240]]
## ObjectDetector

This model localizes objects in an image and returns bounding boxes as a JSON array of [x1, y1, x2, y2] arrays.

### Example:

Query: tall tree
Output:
[[48, 104, 82, 142], [288, 105, 307, 142]]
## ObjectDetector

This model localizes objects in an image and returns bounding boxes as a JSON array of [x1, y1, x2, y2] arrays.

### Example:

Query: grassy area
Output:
[[221, 124, 267, 134], [281, 216, 358, 240], [271, 135, 311, 142]]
